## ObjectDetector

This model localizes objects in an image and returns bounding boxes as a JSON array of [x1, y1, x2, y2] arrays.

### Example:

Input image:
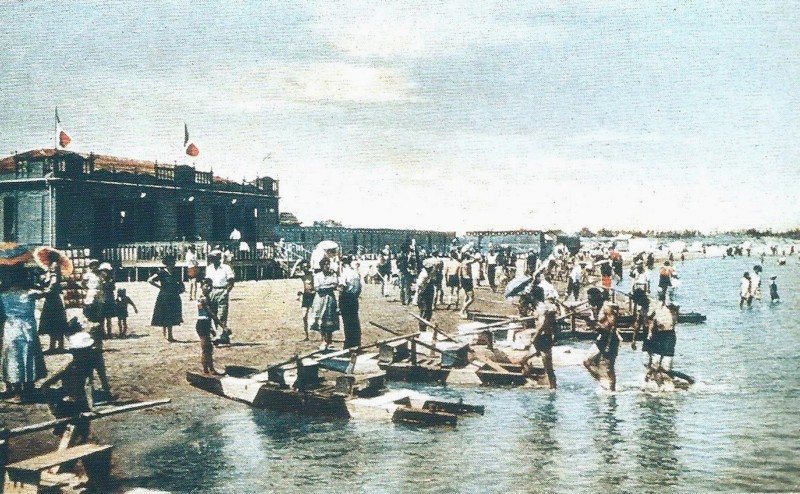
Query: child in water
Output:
[[115, 288, 138, 338], [770, 276, 780, 303]]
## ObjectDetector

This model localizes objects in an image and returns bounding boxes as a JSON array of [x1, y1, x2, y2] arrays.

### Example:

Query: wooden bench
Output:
[[3, 443, 112, 494]]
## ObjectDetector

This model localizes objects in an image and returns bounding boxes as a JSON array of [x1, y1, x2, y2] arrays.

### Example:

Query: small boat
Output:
[[365, 321, 551, 388], [186, 354, 483, 426]]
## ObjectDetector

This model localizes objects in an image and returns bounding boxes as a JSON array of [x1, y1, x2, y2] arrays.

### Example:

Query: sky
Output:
[[1, 1, 798, 234]]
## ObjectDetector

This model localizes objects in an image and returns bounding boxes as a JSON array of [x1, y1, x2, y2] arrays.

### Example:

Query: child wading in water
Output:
[[197, 278, 225, 375], [115, 288, 138, 338]]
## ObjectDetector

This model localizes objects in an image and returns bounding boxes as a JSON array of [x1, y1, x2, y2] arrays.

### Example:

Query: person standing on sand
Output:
[[458, 253, 475, 319], [610, 248, 624, 285], [377, 245, 392, 298], [297, 261, 315, 341], [34, 246, 71, 353], [185, 244, 200, 301], [486, 249, 498, 292], [149, 254, 184, 342], [115, 288, 137, 338], [0, 244, 47, 402], [566, 262, 583, 301], [444, 250, 461, 309], [205, 249, 235, 344], [196, 278, 225, 375], [310, 257, 339, 350], [338, 255, 362, 349], [584, 290, 622, 391], [413, 259, 440, 331], [520, 286, 557, 390], [98, 263, 117, 338], [397, 244, 412, 306], [739, 272, 752, 308]]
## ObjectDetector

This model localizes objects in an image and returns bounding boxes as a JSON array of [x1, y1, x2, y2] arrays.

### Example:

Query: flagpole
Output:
[[54, 108, 57, 150]]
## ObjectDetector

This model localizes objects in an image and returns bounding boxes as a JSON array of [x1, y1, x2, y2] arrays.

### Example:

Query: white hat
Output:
[[208, 249, 223, 257], [98, 262, 112, 271], [68, 332, 94, 350]]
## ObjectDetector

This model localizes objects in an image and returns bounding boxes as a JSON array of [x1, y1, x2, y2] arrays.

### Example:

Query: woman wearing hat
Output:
[[34, 247, 72, 353], [148, 254, 185, 342], [0, 243, 47, 402]]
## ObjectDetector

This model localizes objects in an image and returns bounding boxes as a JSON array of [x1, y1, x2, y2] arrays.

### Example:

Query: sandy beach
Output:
[[2, 273, 518, 461]]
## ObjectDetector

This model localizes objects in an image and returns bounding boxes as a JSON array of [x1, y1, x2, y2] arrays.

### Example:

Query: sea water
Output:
[[110, 256, 800, 493]]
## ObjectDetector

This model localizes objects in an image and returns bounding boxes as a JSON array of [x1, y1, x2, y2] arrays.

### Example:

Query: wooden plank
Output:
[[398, 318, 512, 374], [8, 399, 170, 439], [6, 444, 112, 472]]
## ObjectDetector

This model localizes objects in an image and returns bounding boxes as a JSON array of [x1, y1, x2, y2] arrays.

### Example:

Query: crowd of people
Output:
[[9, 236, 785, 409]]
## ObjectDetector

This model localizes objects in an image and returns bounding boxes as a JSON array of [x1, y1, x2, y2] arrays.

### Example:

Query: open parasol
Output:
[[504, 276, 533, 298], [34, 246, 75, 275]]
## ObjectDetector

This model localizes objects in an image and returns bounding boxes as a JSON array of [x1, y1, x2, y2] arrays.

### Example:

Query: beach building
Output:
[[0, 148, 456, 278], [276, 225, 454, 256], [0, 149, 279, 249], [463, 230, 569, 257]]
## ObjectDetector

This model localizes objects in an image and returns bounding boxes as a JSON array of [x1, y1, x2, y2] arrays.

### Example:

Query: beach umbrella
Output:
[[315, 240, 339, 251], [504, 276, 532, 298]]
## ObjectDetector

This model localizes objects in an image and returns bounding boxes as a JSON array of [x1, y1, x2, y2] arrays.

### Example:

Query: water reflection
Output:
[[635, 394, 682, 489], [136, 419, 230, 493], [524, 393, 560, 479], [591, 395, 628, 488]]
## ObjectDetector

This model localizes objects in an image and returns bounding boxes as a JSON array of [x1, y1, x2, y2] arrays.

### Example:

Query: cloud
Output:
[[283, 63, 416, 103], [312, 3, 567, 59]]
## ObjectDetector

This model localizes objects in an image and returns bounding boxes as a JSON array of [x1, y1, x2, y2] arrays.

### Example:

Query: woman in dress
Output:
[[149, 254, 184, 342], [34, 247, 72, 353], [310, 257, 339, 350], [0, 243, 47, 402]]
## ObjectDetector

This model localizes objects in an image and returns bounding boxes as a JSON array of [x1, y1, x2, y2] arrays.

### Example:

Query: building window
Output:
[[3, 196, 16, 241]]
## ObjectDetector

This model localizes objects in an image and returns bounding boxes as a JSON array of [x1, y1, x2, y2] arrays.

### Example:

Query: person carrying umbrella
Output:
[[33, 246, 73, 353]]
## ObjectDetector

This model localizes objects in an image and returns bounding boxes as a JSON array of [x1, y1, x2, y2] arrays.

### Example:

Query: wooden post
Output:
[[410, 340, 417, 366]]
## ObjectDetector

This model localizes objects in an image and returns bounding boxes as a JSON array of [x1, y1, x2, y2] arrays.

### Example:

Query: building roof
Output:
[[0, 148, 239, 185]]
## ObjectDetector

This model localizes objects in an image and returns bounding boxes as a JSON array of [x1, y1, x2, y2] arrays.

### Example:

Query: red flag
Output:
[[55, 108, 71, 149], [184, 123, 199, 157]]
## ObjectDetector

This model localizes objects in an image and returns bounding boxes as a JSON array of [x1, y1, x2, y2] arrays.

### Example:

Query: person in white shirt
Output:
[[566, 263, 583, 301], [739, 272, 752, 308], [486, 250, 498, 292], [185, 244, 200, 301], [205, 250, 235, 343]]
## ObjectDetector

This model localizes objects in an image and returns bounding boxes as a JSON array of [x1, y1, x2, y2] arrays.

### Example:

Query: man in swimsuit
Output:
[[520, 286, 558, 390], [584, 290, 622, 391], [645, 302, 684, 386]]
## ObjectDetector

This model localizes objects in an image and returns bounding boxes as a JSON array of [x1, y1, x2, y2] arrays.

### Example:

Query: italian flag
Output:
[[184, 123, 199, 157], [55, 108, 71, 149]]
